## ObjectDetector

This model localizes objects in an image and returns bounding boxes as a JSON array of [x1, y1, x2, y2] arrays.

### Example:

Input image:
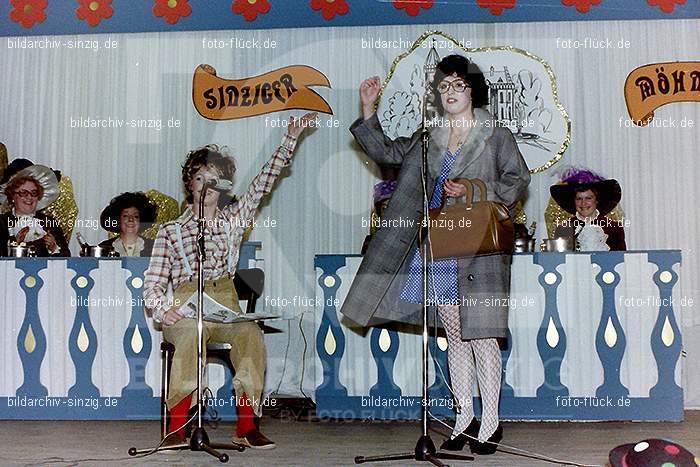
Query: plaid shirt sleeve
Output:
[[143, 225, 175, 323], [226, 133, 298, 234]]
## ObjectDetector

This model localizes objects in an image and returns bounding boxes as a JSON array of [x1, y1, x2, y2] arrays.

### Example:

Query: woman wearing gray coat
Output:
[[340, 55, 530, 454]]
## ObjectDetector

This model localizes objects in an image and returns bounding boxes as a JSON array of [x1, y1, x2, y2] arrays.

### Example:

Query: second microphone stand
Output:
[[188, 185, 246, 462]]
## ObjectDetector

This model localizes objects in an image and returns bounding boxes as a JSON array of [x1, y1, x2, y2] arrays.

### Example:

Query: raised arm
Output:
[[226, 113, 316, 237], [350, 76, 421, 166]]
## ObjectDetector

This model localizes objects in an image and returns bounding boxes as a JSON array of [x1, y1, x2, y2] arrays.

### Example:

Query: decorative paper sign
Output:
[[375, 31, 570, 173], [192, 64, 332, 120], [624, 61, 700, 125]]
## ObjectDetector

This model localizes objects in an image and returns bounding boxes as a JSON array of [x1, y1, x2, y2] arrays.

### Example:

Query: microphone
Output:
[[203, 177, 234, 192]]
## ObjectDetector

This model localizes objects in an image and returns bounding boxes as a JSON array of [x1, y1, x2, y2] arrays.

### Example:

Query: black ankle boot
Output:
[[469, 424, 503, 455], [440, 418, 480, 451]]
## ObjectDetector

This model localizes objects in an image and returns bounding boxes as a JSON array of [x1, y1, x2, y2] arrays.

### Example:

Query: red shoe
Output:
[[233, 429, 276, 450]]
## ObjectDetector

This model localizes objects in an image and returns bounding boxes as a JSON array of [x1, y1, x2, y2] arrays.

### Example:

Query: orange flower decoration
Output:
[[560, 0, 601, 13], [392, 0, 433, 16], [647, 0, 686, 13], [153, 0, 192, 25], [477, 0, 516, 15], [310, 0, 349, 20], [76, 0, 113, 27], [231, 0, 270, 22], [9, 0, 48, 29]]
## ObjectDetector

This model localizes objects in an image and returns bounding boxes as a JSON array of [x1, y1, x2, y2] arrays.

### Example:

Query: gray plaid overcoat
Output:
[[340, 108, 531, 340]]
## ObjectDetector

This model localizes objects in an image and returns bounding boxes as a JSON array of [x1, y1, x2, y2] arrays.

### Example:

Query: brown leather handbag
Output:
[[421, 178, 514, 259]]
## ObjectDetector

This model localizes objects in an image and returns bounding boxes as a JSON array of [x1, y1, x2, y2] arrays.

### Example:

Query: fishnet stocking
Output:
[[438, 305, 501, 442], [438, 305, 475, 438]]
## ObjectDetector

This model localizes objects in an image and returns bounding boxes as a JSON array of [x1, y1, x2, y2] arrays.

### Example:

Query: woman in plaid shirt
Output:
[[144, 112, 316, 449]]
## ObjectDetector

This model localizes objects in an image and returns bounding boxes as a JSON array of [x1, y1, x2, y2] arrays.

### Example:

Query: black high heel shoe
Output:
[[439, 418, 480, 451], [469, 424, 503, 455]]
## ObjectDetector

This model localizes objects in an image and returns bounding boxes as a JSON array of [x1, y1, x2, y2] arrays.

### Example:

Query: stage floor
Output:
[[1, 412, 698, 466]]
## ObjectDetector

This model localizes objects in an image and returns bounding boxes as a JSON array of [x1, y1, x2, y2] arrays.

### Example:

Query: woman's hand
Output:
[[287, 112, 318, 139], [444, 180, 468, 198], [43, 231, 57, 252], [16, 226, 29, 243], [163, 307, 184, 326], [360, 76, 381, 119]]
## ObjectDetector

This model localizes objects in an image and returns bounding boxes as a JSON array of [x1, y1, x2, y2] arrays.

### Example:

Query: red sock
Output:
[[235, 393, 257, 437], [168, 394, 193, 440]]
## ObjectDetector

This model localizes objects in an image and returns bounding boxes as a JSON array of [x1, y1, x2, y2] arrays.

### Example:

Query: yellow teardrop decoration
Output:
[[77, 323, 89, 352], [24, 325, 36, 353], [661, 316, 674, 347], [546, 317, 560, 348], [378, 328, 391, 352], [324, 327, 336, 356], [131, 326, 144, 354], [604, 317, 618, 348]]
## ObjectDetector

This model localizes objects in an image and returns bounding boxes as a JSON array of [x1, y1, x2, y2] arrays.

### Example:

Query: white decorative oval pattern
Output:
[[324, 327, 337, 356], [604, 317, 618, 347], [546, 317, 559, 348]]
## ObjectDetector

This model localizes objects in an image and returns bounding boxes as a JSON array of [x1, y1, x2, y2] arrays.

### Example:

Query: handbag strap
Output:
[[437, 178, 487, 210], [450, 178, 474, 209], [470, 179, 488, 201]]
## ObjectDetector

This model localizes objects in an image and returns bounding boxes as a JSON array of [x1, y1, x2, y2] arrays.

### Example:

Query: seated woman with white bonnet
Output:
[[0, 159, 70, 256]]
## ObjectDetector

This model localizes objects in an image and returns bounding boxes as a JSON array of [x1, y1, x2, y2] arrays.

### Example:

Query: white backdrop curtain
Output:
[[1, 19, 699, 406]]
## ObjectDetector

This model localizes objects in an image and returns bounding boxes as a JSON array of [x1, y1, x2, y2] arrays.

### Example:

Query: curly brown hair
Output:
[[4, 176, 43, 203], [181, 144, 236, 203]]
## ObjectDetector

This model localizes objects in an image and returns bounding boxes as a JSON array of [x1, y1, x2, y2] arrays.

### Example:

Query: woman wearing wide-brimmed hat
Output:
[[99, 192, 156, 257], [551, 169, 626, 251], [0, 160, 70, 256]]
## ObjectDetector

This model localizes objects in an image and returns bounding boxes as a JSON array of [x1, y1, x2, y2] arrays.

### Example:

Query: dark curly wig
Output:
[[181, 144, 236, 204], [430, 54, 489, 114]]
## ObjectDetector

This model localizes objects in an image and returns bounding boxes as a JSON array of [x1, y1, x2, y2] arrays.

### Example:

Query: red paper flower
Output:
[[153, 0, 192, 25], [561, 0, 601, 13], [9, 0, 48, 29], [76, 0, 113, 27], [477, 0, 516, 15], [231, 0, 270, 22], [392, 0, 433, 16], [647, 0, 686, 13], [310, 0, 349, 20]]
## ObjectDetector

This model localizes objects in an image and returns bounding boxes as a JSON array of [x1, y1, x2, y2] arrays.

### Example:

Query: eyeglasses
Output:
[[14, 189, 40, 199], [437, 80, 470, 94]]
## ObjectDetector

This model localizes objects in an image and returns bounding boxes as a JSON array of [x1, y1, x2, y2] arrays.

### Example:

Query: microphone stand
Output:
[[354, 93, 473, 466], [130, 184, 244, 463]]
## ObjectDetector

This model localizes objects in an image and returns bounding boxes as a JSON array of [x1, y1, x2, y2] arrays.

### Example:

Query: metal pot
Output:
[[80, 245, 119, 257], [514, 238, 536, 253], [8, 245, 37, 257], [540, 237, 577, 252]]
